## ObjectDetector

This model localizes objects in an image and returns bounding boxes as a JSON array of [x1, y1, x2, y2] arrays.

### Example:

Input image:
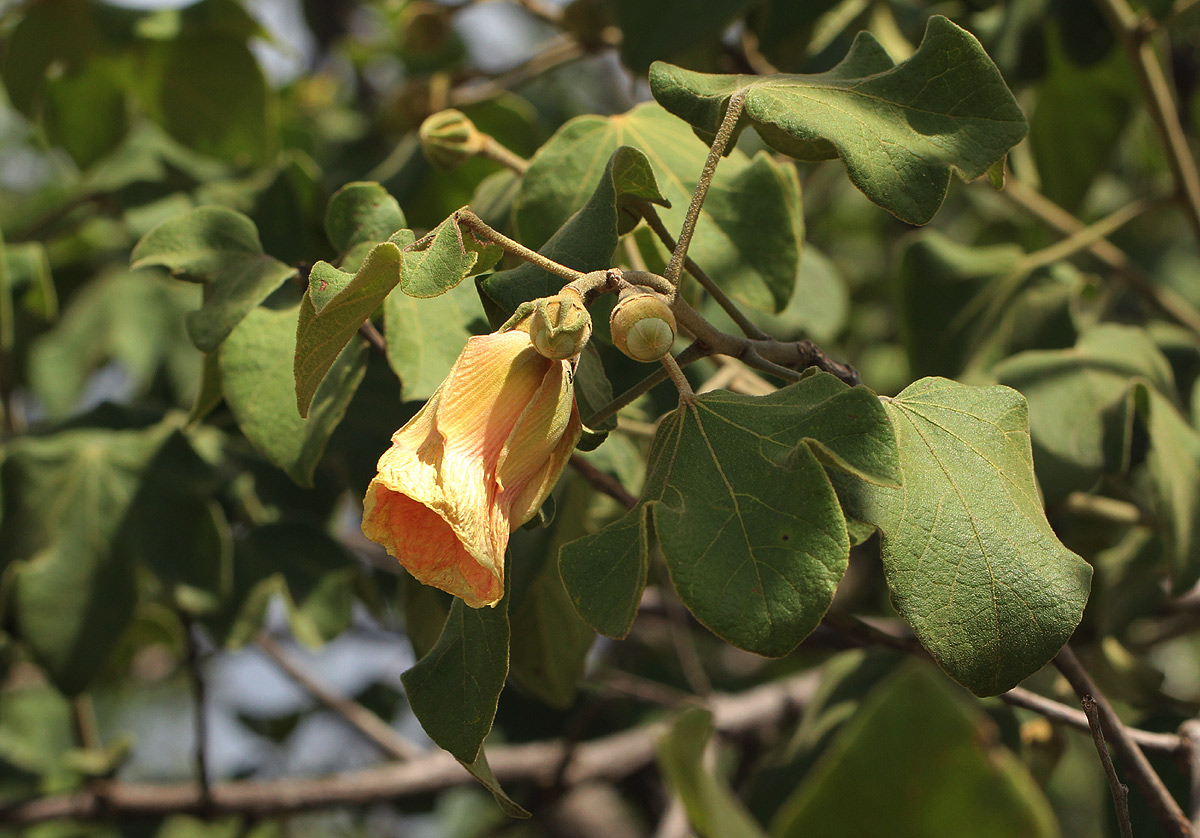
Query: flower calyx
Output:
[[506, 288, 593, 361], [610, 287, 676, 362]]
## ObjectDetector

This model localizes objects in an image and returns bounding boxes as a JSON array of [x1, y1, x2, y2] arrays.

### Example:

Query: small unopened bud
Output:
[[610, 290, 676, 362], [527, 290, 592, 360], [419, 109, 484, 168]]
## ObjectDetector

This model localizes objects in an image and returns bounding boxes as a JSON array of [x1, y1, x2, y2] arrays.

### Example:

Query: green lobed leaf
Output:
[[561, 373, 898, 655], [1132, 383, 1200, 591], [131, 207, 296, 352], [221, 305, 367, 486], [293, 240, 405, 417], [650, 16, 1028, 224], [324, 182, 407, 255], [844, 378, 1092, 696], [399, 212, 502, 299], [0, 419, 176, 694], [401, 595, 510, 763], [657, 706, 769, 838], [479, 145, 668, 318], [384, 278, 490, 403], [995, 324, 1175, 503], [771, 664, 1058, 838], [514, 102, 801, 312]]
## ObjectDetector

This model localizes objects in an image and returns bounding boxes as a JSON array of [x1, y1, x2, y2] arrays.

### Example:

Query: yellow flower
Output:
[[361, 327, 581, 607]]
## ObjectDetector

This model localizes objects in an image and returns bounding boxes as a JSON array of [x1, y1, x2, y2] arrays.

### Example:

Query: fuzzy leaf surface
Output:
[[845, 378, 1092, 695], [514, 102, 801, 311], [561, 374, 898, 655], [650, 16, 1027, 224]]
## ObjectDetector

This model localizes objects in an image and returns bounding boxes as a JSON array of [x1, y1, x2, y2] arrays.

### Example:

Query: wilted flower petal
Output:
[[362, 328, 581, 607]]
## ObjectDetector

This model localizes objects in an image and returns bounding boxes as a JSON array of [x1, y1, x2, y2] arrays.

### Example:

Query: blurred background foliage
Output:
[[2, 0, 1200, 835]]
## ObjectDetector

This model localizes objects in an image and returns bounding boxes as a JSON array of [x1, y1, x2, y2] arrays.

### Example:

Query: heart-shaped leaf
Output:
[[843, 378, 1092, 696], [513, 102, 802, 312], [561, 373, 898, 655], [650, 16, 1027, 224]]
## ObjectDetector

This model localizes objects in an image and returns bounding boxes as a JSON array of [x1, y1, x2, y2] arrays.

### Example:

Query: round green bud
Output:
[[419, 109, 483, 168], [610, 291, 676, 362]]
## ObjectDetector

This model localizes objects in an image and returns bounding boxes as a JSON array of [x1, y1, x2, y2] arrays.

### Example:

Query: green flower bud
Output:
[[526, 290, 593, 360], [419, 109, 484, 168], [610, 291, 676, 362]]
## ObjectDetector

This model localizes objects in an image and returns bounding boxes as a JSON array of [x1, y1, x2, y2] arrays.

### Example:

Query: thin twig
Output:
[[454, 209, 584, 282], [256, 634, 423, 762], [1094, 0, 1200, 242], [659, 353, 695, 402], [1001, 178, 1200, 336], [447, 35, 588, 110], [478, 136, 530, 175], [181, 614, 212, 811], [638, 203, 768, 339], [1002, 687, 1182, 755], [1178, 718, 1200, 833], [0, 671, 821, 825], [665, 90, 748, 286], [1055, 645, 1190, 837], [357, 321, 387, 356], [568, 454, 638, 510], [1015, 197, 1162, 275], [1082, 694, 1135, 838]]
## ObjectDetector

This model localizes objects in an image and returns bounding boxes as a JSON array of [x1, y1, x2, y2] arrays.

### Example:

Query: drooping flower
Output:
[[361, 313, 584, 608]]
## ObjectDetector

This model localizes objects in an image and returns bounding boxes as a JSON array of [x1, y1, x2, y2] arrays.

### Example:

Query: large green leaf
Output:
[[221, 305, 366, 486], [293, 240, 405, 417], [771, 664, 1058, 838], [324, 181, 406, 256], [657, 706, 769, 838], [401, 595, 510, 763], [131, 207, 296, 352], [650, 16, 1028, 224], [561, 373, 898, 656], [479, 145, 668, 318], [28, 269, 197, 417], [383, 278, 489, 403], [995, 324, 1175, 504], [513, 102, 801, 312], [138, 35, 273, 164], [1133, 383, 1200, 591], [294, 215, 501, 416], [844, 378, 1092, 696], [0, 419, 175, 694]]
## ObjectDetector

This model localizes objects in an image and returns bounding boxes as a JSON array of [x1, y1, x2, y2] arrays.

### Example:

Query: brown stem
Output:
[[1179, 718, 1200, 833], [0, 672, 820, 825], [665, 89, 748, 286], [478, 135, 530, 175], [256, 634, 423, 762], [659, 353, 695, 403], [1002, 687, 1182, 755], [454, 209, 583, 282], [584, 341, 710, 428], [638, 202, 768, 339], [1001, 177, 1200, 336], [1094, 0, 1200, 242], [1055, 645, 1190, 837], [357, 321, 387, 356], [568, 454, 638, 510], [1082, 694, 1135, 838]]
